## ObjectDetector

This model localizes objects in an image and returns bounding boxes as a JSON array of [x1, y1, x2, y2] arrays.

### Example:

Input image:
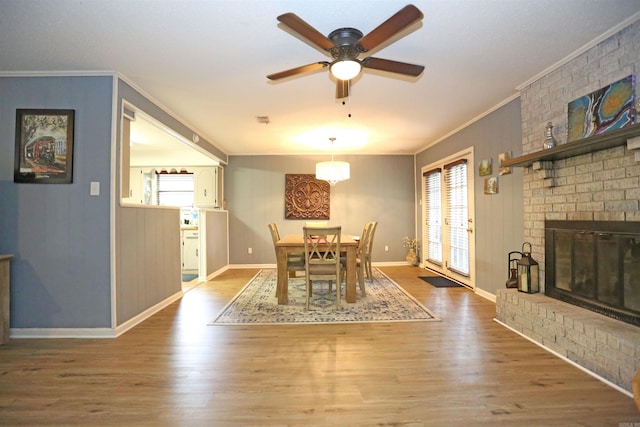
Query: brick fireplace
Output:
[[495, 19, 640, 393]]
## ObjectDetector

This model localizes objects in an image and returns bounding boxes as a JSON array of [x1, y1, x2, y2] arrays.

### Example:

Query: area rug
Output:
[[419, 276, 463, 288], [209, 268, 440, 325], [182, 273, 198, 282]]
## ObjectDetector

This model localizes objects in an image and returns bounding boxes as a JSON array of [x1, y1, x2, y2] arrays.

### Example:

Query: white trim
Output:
[[493, 318, 634, 399], [110, 74, 119, 330], [474, 287, 496, 303], [0, 70, 116, 77], [10, 291, 183, 339], [516, 12, 640, 91], [113, 291, 183, 337], [11, 328, 117, 339], [205, 265, 230, 280], [420, 147, 476, 289]]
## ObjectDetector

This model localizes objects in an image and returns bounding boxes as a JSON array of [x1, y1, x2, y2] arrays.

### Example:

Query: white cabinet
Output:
[[181, 229, 199, 270], [194, 167, 222, 208], [123, 168, 144, 204]]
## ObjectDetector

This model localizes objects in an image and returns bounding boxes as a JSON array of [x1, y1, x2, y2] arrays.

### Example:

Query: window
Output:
[[445, 159, 469, 276], [422, 151, 474, 285], [424, 168, 442, 264], [156, 173, 194, 207]]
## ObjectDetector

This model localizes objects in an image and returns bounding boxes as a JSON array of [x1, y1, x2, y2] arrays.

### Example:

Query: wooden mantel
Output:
[[503, 123, 640, 168]]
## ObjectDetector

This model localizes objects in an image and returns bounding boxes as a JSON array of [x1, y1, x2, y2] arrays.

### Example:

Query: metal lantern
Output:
[[505, 251, 522, 288], [517, 242, 539, 293]]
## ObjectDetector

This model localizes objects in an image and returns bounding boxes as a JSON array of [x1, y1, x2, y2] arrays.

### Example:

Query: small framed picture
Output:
[[14, 109, 75, 184], [479, 159, 492, 176], [499, 151, 512, 175], [484, 177, 498, 194]]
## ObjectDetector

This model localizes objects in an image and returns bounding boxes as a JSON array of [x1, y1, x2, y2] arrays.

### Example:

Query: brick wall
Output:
[[496, 289, 640, 393], [498, 20, 640, 394], [519, 20, 640, 287]]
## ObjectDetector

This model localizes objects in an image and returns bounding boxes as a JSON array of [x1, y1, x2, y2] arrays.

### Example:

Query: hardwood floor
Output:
[[0, 266, 638, 426]]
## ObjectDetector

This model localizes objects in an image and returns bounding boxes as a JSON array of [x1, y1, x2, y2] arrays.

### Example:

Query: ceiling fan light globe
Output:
[[330, 60, 361, 81]]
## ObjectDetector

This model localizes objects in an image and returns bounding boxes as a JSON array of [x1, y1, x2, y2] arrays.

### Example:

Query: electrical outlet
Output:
[[385, 245, 389, 252], [248, 247, 252, 254]]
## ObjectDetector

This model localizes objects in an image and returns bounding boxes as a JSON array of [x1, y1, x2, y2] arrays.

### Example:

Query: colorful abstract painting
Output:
[[567, 75, 635, 142]]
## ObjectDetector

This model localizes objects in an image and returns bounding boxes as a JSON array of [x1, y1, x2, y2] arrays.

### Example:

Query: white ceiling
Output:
[[1, 0, 639, 159]]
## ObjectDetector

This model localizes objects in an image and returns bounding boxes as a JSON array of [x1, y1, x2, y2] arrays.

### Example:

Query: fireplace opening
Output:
[[545, 220, 640, 327]]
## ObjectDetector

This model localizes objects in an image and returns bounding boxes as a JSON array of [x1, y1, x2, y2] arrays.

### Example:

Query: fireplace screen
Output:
[[546, 221, 640, 326]]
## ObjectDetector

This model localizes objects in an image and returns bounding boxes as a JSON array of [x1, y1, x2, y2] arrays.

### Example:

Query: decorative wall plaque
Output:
[[285, 174, 330, 220]]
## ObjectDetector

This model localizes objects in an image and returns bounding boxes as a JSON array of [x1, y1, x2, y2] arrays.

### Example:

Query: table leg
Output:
[[345, 246, 357, 303], [276, 247, 288, 305]]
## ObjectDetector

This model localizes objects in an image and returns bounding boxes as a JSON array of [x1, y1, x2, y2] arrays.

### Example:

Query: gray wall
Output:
[[225, 154, 415, 265], [415, 99, 524, 296], [0, 76, 113, 328]]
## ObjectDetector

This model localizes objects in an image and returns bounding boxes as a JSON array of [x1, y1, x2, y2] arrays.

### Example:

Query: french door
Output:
[[421, 149, 475, 287]]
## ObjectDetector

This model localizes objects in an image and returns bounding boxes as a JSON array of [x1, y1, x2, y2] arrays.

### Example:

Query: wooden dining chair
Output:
[[268, 223, 305, 296], [303, 226, 344, 310], [363, 221, 378, 280], [345, 222, 372, 296]]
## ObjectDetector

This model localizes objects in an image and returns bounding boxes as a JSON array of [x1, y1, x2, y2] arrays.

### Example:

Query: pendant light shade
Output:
[[316, 137, 350, 186], [316, 160, 350, 185]]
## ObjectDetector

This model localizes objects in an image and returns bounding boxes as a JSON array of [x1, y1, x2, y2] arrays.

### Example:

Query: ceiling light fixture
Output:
[[330, 59, 362, 81], [316, 137, 350, 186]]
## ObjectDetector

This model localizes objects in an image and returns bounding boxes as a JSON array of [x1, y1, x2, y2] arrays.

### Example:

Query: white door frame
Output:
[[421, 147, 475, 288]]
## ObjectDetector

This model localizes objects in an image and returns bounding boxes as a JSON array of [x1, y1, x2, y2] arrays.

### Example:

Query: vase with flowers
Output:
[[402, 236, 418, 266]]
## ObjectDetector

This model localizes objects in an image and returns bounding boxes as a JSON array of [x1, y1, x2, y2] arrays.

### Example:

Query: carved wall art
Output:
[[285, 174, 330, 220]]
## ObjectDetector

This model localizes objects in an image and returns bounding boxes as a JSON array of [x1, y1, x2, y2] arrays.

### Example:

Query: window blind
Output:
[[424, 168, 442, 264], [156, 173, 194, 207], [445, 160, 469, 276]]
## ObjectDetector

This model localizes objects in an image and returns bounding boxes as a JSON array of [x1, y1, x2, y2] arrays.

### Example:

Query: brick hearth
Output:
[[496, 289, 640, 393]]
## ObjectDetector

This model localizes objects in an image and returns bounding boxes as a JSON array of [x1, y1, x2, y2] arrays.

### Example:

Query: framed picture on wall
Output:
[[484, 176, 498, 194], [478, 159, 492, 176], [14, 109, 75, 184]]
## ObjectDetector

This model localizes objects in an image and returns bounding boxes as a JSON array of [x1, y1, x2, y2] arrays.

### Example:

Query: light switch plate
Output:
[[90, 181, 100, 196]]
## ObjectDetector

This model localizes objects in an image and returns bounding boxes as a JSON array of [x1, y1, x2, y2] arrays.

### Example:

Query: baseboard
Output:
[[114, 291, 183, 337], [493, 318, 634, 399], [475, 287, 496, 303], [11, 327, 118, 339], [11, 290, 184, 339], [205, 264, 230, 280]]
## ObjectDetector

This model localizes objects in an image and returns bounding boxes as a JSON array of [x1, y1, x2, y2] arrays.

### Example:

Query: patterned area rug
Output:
[[209, 268, 440, 325]]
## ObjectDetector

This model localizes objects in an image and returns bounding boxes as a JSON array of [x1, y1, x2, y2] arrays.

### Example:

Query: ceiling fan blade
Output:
[[336, 79, 350, 99], [362, 57, 424, 77], [277, 13, 335, 51], [357, 4, 423, 52], [267, 62, 330, 80]]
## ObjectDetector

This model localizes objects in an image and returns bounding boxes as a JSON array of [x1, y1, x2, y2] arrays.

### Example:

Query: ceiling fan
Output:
[[267, 4, 425, 99]]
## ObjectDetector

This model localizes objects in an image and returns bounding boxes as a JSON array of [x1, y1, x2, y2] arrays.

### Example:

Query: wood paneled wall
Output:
[[115, 206, 181, 325]]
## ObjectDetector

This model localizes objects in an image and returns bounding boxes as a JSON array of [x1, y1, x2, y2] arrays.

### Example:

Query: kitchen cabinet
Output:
[[122, 167, 144, 204], [181, 228, 199, 270], [194, 167, 223, 208]]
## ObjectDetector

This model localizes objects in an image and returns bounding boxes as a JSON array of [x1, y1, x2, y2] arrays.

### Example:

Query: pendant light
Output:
[[316, 137, 350, 186]]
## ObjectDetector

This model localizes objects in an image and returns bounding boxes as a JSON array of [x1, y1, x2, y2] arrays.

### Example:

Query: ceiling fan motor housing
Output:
[[328, 27, 364, 60]]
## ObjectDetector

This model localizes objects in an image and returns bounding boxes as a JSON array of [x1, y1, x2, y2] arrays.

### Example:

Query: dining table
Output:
[[275, 234, 358, 305]]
